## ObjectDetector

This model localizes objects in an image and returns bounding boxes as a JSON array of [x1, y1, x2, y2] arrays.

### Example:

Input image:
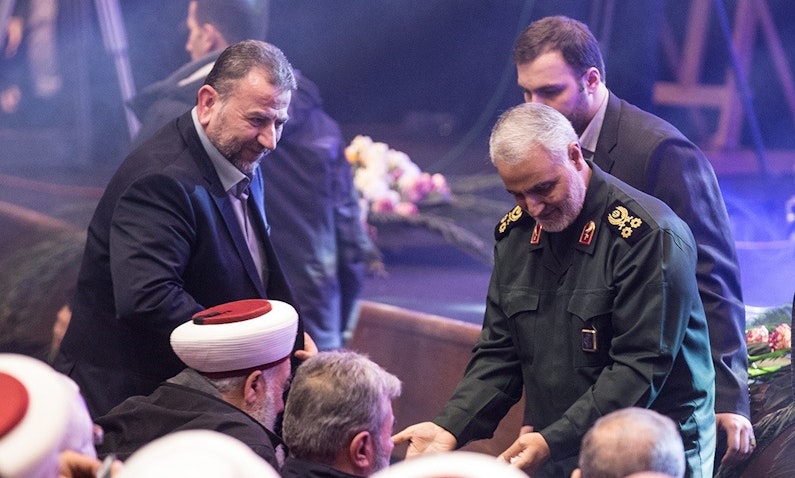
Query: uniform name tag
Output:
[[581, 328, 598, 352]]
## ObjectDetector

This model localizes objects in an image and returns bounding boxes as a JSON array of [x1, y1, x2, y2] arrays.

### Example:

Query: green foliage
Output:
[[747, 304, 793, 329]]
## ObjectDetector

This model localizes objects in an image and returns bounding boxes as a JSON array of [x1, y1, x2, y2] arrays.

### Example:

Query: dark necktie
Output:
[[237, 185, 265, 284]]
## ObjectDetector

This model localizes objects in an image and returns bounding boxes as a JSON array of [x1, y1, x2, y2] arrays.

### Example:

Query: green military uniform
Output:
[[434, 162, 715, 478]]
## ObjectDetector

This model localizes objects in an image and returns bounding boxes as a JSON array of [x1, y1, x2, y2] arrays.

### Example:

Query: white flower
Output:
[[347, 135, 451, 215], [354, 170, 389, 202]]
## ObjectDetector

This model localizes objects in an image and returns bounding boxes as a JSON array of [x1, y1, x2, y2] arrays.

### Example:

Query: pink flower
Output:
[[347, 135, 451, 213], [399, 176, 424, 203], [416, 173, 434, 196], [746, 325, 769, 345], [393, 201, 419, 216], [768, 323, 792, 351], [430, 173, 452, 200], [371, 197, 396, 214]]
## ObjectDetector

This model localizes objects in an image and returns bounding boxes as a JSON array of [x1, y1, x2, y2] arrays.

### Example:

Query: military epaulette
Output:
[[494, 206, 532, 241], [602, 200, 651, 245]]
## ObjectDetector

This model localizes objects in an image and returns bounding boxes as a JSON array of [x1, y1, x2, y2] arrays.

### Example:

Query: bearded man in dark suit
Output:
[[55, 40, 308, 418]]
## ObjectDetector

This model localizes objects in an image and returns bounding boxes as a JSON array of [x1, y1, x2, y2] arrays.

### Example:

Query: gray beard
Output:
[[247, 393, 278, 432], [231, 151, 268, 175], [539, 179, 586, 232]]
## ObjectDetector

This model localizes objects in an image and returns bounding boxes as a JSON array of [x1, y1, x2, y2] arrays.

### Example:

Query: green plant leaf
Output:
[[748, 356, 791, 377], [747, 341, 771, 356], [748, 348, 791, 362]]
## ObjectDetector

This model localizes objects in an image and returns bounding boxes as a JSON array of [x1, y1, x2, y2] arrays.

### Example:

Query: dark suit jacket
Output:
[[55, 111, 300, 417], [593, 93, 748, 418], [127, 52, 371, 351]]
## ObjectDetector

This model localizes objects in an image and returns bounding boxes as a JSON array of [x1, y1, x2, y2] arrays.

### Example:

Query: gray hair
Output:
[[203, 40, 296, 99], [282, 350, 402, 463], [205, 365, 283, 395], [205, 375, 246, 395], [578, 407, 686, 478], [489, 102, 578, 166]]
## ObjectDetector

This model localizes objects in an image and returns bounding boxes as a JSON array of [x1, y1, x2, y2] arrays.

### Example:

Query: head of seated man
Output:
[[116, 429, 281, 478], [573, 407, 686, 478], [370, 450, 529, 478], [95, 299, 299, 469], [0, 353, 97, 478], [280, 350, 402, 477]]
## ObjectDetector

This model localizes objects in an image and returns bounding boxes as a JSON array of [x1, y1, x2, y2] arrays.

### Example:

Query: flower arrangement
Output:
[[745, 305, 791, 380], [345, 135, 452, 217]]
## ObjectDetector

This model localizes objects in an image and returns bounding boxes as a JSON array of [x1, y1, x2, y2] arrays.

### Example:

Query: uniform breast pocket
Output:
[[502, 290, 540, 363], [567, 290, 615, 369]]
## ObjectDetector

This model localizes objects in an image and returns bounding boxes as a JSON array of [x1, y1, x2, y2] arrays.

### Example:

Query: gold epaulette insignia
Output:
[[494, 206, 531, 241], [603, 200, 650, 245]]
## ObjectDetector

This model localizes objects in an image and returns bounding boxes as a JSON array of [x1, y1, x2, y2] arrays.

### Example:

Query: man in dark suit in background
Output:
[[55, 40, 307, 418], [126, 0, 269, 150], [512, 16, 753, 468]]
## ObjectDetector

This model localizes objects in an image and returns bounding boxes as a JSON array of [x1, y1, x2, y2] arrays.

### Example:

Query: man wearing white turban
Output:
[[0, 354, 97, 478], [94, 299, 299, 469]]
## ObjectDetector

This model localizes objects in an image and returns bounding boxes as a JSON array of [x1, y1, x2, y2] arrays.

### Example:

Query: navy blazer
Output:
[[592, 93, 748, 418], [55, 111, 300, 417]]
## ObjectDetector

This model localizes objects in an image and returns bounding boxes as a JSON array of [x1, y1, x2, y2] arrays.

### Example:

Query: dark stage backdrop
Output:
[[36, 0, 795, 165], [118, 1, 662, 131]]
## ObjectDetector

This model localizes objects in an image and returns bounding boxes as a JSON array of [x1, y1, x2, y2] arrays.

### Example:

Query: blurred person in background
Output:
[[0, 0, 63, 127]]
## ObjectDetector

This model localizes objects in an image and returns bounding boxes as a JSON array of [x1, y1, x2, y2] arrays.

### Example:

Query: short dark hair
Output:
[[193, 0, 269, 43], [513, 16, 606, 82], [203, 40, 296, 98]]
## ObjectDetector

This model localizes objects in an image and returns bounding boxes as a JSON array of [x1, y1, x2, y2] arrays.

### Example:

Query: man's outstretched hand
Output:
[[392, 422, 457, 458]]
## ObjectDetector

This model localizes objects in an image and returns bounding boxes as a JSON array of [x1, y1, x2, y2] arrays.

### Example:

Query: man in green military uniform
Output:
[[393, 103, 716, 478]]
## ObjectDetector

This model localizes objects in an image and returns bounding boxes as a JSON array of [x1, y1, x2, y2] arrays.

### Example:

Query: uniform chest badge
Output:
[[530, 223, 542, 245], [578, 221, 596, 245]]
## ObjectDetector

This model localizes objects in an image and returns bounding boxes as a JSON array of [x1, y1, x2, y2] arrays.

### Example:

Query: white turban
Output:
[[370, 451, 529, 478], [116, 429, 280, 478], [171, 299, 298, 373], [0, 354, 95, 478]]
